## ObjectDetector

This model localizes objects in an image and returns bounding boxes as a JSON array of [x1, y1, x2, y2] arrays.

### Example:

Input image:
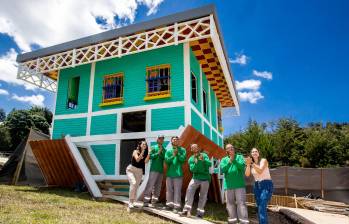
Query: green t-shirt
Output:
[[220, 154, 246, 190], [165, 146, 186, 178], [149, 144, 166, 173], [188, 153, 212, 182]]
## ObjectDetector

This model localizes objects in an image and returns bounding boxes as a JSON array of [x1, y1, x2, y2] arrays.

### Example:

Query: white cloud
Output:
[[253, 69, 273, 80], [0, 88, 9, 95], [139, 0, 164, 15], [235, 79, 261, 91], [0, 49, 37, 90], [11, 94, 45, 107], [229, 53, 249, 65], [238, 91, 264, 104], [0, 0, 164, 52]]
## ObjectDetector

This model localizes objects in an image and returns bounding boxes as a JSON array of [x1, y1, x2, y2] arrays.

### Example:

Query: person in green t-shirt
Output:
[[143, 135, 166, 207], [220, 144, 249, 224], [179, 144, 212, 218], [164, 136, 186, 213]]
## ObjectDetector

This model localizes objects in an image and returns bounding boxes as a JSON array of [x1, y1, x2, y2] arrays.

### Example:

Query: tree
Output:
[[0, 108, 5, 122], [4, 108, 51, 150], [273, 118, 305, 166], [0, 124, 12, 151], [29, 106, 53, 125]]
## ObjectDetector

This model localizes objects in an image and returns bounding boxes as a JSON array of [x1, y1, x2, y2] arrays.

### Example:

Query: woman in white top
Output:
[[245, 148, 273, 224]]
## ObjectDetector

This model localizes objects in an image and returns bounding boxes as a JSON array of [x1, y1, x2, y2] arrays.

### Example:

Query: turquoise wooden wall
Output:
[[52, 118, 87, 139], [92, 44, 184, 112], [55, 64, 91, 115], [151, 106, 184, 131], [191, 109, 202, 133], [91, 144, 115, 175], [90, 114, 117, 135]]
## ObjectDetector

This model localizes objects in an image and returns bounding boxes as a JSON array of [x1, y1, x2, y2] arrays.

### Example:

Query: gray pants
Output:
[[143, 171, 163, 203], [126, 165, 143, 204], [225, 188, 249, 223], [183, 179, 210, 215], [166, 177, 183, 209]]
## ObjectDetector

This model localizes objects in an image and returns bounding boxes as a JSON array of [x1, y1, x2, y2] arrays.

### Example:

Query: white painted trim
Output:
[[50, 70, 60, 139], [54, 101, 186, 120], [92, 175, 127, 181], [115, 139, 121, 175], [87, 145, 105, 175], [20, 16, 211, 76], [54, 113, 88, 120], [70, 128, 184, 143], [199, 65, 204, 114], [116, 112, 121, 134], [183, 43, 191, 126], [86, 62, 96, 136], [191, 104, 223, 139], [146, 109, 151, 132], [210, 14, 240, 115], [65, 135, 102, 197], [208, 86, 212, 140]]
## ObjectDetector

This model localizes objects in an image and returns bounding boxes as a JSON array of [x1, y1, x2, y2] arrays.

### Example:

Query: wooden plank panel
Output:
[[29, 139, 84, 188]]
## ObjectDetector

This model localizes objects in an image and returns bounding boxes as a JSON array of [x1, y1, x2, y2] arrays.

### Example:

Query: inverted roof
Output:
[[16, 4, 239, 108], [17, 4, 226, 63]]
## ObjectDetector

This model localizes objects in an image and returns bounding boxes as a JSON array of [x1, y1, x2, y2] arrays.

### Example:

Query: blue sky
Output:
[[0, 0, 348, 135]]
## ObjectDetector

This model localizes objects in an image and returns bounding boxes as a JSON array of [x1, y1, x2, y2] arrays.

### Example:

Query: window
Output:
[[203, 89, 208, 115], [217, 108, 223, 132], [100, 73, 123, 106], [145, 64, 171, 100], [121, 111, 146, 133], [67, 76, 80, 109], [191, 72, 198, 103]]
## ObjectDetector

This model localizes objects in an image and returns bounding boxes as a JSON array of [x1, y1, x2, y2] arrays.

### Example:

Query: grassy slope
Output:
[[0, 185, 172, 224]]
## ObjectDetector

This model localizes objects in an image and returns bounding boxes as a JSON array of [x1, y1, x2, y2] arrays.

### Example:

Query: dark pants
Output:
[[253, 180, 273, 224]]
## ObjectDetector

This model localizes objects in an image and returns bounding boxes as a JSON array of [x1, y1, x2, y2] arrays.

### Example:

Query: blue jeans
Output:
[[254, 180, 273, 224]]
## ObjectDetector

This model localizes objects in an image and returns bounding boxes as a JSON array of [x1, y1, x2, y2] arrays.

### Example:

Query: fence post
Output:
[[321, 168, 324, 199], [285, 166, 288, 196]]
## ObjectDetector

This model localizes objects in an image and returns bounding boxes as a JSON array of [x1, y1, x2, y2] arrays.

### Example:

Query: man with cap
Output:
[[143, 135, 166, 207], [220, 144, 249, 224], [164, 136, 186, 213]]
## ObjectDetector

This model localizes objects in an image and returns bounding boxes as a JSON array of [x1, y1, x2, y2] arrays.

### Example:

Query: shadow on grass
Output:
[[14, 186, 94, 202]]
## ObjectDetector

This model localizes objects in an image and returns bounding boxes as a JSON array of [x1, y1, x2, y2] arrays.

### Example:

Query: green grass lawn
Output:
[[0, 185, 172, 224]]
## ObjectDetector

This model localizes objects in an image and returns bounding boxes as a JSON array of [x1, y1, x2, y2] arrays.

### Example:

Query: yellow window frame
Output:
[[100, 73, 124, 107], [144, 64, 171, 101]]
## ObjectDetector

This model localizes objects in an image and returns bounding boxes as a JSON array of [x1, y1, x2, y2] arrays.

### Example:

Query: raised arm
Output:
[[244, 157, 252, 176], [220, 157, 232, 173], [177, 148, 187, 163], [165, 149, 175, 164], [234, 154, 246, 171], [252, 158, 268, 174], [188, 156, 198, 172], [132, 150, 143, 162], [149, 146, 159, 160]]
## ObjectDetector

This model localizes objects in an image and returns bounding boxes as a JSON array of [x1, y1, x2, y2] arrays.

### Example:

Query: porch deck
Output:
[[104, 195, 214, 224]]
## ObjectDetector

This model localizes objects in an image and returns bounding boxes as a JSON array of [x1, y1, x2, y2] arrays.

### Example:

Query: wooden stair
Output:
[[97, 179, 129, 197]]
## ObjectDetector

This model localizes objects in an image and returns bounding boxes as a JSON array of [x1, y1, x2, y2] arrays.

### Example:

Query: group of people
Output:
[[125, 135, 274, 224]]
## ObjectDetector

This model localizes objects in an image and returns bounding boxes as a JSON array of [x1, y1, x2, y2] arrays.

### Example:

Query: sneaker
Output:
[[143, 202, 149, 207], [196, 213, 203, 219], [172, 208, 179, 214], [178, 211, 188, 217], [162, 205, 172, 211]]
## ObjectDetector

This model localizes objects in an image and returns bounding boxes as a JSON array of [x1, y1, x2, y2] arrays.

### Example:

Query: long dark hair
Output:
[[136, 140, 148, 152]]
